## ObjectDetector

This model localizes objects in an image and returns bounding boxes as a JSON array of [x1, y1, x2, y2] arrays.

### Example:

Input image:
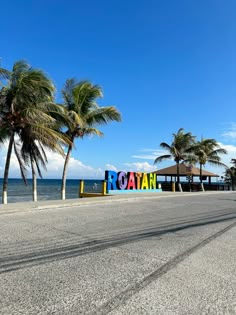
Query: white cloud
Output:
[[124, 162, 157, 173], [222, 123, 236, 140], [105, 164, 119, 172], [0, 143, 22, 177], [132, 149, 168, 160], [217, 142, 236, 166], [0, 141, 104, 179]]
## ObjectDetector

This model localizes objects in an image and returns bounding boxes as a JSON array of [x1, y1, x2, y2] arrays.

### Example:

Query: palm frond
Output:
[[71, 81, 103, 116], [154, 154, 172, 164], [28, 124, 66, 153], [62, 78, 77, 108], [0, 68, 11, 81], [184, 153, 198, 165], [207, 159, 227, 168], [79, 127, 103, 138], [159, 142, 172, 151], [192, 138, 227, 167], [85, 106, 121, 125], [0, 127, 9, 144], [67, 110, 85, 128]]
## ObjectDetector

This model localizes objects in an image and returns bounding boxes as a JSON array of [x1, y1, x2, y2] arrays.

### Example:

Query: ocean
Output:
[[0, 178, 103, 204]]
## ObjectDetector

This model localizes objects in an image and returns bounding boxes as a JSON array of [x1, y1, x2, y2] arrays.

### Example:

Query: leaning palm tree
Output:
[[0, 60, 69, 204], [154, 128, 195, 192], [191, 138, 227, 191], [60, 79, 121, 200]]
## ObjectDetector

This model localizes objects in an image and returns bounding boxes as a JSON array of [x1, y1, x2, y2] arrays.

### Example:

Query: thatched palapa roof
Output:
[[153, 163, 219, 177]]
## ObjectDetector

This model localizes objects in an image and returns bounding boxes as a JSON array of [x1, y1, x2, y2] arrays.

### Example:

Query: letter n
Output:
[[149, 173, 156, 189]]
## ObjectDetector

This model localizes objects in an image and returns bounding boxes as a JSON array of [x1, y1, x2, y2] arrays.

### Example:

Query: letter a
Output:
[[127, 172, 136, 190], [141, 173, 149, 190]]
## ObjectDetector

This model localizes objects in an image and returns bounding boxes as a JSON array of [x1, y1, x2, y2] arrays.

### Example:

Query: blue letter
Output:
[[105, 170, 118, 190]]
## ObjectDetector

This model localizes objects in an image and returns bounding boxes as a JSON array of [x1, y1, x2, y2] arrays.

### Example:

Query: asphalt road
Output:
[[0, 192, 236, 314]]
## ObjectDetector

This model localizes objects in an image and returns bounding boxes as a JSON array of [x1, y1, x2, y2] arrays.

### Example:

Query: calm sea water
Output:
[[0, 178, 103, 203]]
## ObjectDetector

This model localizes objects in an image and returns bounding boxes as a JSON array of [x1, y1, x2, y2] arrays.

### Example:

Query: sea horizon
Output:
[[0, 178, 103, 204], [0, 177, 226, 204]]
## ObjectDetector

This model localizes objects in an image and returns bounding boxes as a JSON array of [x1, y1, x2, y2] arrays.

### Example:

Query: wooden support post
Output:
[[102, 181, 107, 195], [172, 182, 175, 192], [79, 180, 84, 198]]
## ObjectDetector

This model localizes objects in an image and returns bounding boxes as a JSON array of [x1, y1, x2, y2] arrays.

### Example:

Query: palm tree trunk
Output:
[[177, 162, 182, 192], [31, 158, 37, 202], [61, 144, 72, 200], [200, 163, 205, 192], [232, 176, 236, 191], [2, 133, 14, 204]]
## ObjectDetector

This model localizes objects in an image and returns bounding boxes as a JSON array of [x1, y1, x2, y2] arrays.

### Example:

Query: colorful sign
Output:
[[105, 170, 160, 193]]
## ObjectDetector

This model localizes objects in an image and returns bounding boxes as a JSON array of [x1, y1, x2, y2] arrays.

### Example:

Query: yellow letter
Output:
[[141, 173, 149, 189], [136, 172, 143, 189]]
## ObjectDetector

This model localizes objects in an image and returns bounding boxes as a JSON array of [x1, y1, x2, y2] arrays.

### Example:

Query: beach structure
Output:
[[153, 163, 229, 191], [154, 163, 219, 183]]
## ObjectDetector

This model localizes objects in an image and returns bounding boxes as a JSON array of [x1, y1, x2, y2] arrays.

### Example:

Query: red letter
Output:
[[127, 172, 136, 190]]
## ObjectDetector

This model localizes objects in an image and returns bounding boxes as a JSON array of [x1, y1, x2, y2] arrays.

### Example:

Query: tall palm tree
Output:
[[224, 159, 236, 190], [60, 79, 121, 200], [0, 60, 69, 204], [154, 128, 195, 191], [191, 138, 227, 191]]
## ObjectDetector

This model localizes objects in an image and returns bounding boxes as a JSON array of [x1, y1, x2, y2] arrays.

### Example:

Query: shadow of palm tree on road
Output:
[[1, 208, 236, 274]]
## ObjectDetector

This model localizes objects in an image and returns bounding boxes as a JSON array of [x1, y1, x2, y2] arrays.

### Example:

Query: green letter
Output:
[[149, 173, 156, 189]]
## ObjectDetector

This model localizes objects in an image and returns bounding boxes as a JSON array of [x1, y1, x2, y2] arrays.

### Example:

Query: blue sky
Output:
[[1, 0, 236, 179]]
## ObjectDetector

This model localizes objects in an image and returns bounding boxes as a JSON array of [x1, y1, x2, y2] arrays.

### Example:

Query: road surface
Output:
[[0, 191, 236, 314]]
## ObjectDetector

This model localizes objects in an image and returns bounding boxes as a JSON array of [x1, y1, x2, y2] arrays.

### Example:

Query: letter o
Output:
[[117, 171, 128, 190]]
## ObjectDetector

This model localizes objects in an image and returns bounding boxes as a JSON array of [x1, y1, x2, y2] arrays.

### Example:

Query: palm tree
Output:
[[224, 159, 236, 190], [19, 121, 68, 201], [60, 79, 121, 200], [231, 158, 236, 167], [0, 60, 69, 204], [191, 138, 227, 191], [154, 128, 195, 192]]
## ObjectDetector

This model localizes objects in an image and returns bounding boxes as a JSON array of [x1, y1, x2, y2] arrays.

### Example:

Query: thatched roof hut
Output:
[[153, 163, 219, 183]]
